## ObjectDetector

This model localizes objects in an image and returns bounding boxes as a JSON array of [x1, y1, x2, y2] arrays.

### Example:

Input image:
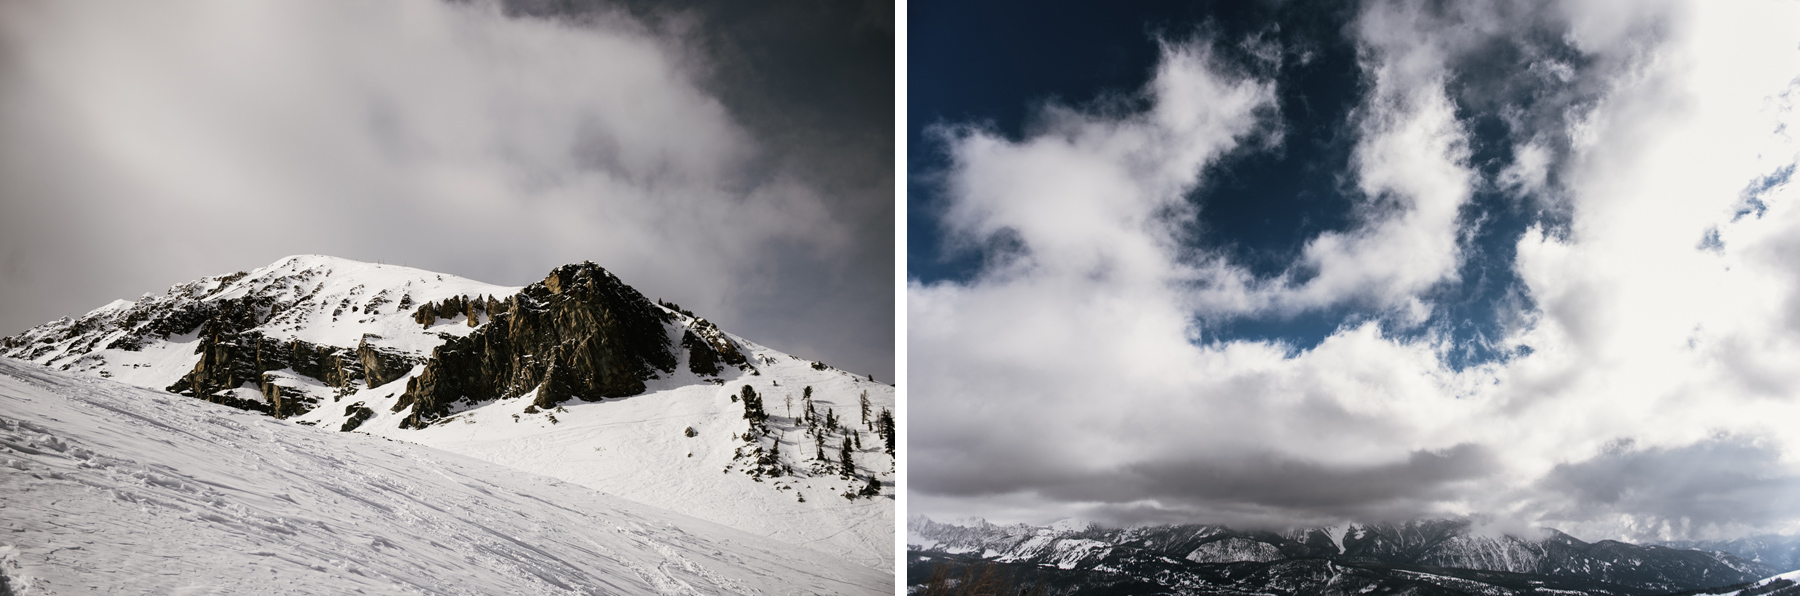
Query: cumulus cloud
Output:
[[912, 0, 1800, 541], [0, 0, 891, 379]]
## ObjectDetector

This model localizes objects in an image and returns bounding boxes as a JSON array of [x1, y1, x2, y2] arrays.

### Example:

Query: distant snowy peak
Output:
[[1047, 518, 1093, 534]]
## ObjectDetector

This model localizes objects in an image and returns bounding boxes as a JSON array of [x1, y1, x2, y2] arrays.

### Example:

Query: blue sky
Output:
[[910, 0, 1563, 369], [909, 0, 1800, 541]]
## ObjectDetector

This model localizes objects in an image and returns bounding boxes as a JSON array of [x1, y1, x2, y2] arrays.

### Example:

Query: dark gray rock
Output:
[[393, 262, 678, 428]]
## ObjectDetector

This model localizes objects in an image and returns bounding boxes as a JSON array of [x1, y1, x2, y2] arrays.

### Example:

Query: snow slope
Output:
[[1695, 569, 1800, 595], [0, 255, 895, 572], [297, 332, 897, 570], [0, 358, 888, 595]]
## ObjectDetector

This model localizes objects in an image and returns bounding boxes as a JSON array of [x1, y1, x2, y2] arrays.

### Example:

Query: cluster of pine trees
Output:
[[728, 381, 893, 500], [733, 385, 789, 479]]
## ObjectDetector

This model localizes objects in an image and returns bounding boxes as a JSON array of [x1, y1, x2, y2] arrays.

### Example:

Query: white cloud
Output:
[[0, 0, 883, 376], [912, 0, 1800, 540]]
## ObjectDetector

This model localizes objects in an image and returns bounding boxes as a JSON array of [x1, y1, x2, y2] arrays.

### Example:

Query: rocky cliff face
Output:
[[157, 291, 405, 417], [392, 262, 688, 428]]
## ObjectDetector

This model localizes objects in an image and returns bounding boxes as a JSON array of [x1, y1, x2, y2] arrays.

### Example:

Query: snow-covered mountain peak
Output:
[[949, 516, 993, 528], [2, 255, 896, 572], [203, 253, 516, 349]]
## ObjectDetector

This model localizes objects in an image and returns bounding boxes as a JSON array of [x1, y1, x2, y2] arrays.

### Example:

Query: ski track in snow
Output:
[[304, 331, 897, 572], [0, 358, 887, 595]]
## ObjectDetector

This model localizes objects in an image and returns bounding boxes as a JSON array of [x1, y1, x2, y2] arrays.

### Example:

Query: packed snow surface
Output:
[[0, 358, 888, 595], [305, 334, 897, 570]]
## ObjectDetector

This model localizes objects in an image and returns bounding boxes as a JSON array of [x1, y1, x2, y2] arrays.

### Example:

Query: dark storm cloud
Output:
[[582, 0, 895, 380], [0, 0, 892, 380], [1119, 445, 1495, 513], [1538, 438, 1800, 536], [917, 440, 1497, 529]]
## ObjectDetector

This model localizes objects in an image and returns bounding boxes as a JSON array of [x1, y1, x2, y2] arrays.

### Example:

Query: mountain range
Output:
[[909, 515, 1798, 596]]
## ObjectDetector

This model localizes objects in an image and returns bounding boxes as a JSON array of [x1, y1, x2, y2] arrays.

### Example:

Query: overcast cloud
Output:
[[912, 0, 1800, 541], [0, 0, 892, 380]]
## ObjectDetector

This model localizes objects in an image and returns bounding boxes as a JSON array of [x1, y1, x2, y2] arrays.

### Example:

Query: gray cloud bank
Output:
[[911, 0, 1800, 541], [0, 0, 892, 380]]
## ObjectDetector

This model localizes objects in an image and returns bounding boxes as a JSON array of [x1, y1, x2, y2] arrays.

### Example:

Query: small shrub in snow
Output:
[[859, 475, 881, 499]]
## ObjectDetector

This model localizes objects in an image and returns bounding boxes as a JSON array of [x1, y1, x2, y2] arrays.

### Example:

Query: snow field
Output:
[[299, 333, 898, 571], [3, 254, 895, 579], [0, 358, 888, 595]]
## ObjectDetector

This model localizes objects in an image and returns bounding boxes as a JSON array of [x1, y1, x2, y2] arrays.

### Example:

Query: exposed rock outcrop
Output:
[[340, 402, 375, 432], [161, 300, 424, 419], [357, 337, 417, 389], [393, 262, 679, 428], [412, 294, 502, 328], [681, 317, 748, 377], [168, 324, 363, 418]]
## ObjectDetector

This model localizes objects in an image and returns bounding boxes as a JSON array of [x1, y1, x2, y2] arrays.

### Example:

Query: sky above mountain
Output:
[[0, 0, 893, 381], [909, 0, 1800, 542]]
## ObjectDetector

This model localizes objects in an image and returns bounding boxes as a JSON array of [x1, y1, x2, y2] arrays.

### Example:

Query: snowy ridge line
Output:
[[0, 357, 886, 595]]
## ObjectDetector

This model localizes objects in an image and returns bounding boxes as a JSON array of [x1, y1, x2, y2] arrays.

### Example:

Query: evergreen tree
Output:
[[853, 430, 862, 450], [740, 385, 767, 426], [757, 434, 781, 467], [801, 386, 815, 424], [839, 436, 855, 476], [859, 391, 871, 429], [825, 408, 838, 432], [878, 408, 895, 456], [814, 431, 827, 462]]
